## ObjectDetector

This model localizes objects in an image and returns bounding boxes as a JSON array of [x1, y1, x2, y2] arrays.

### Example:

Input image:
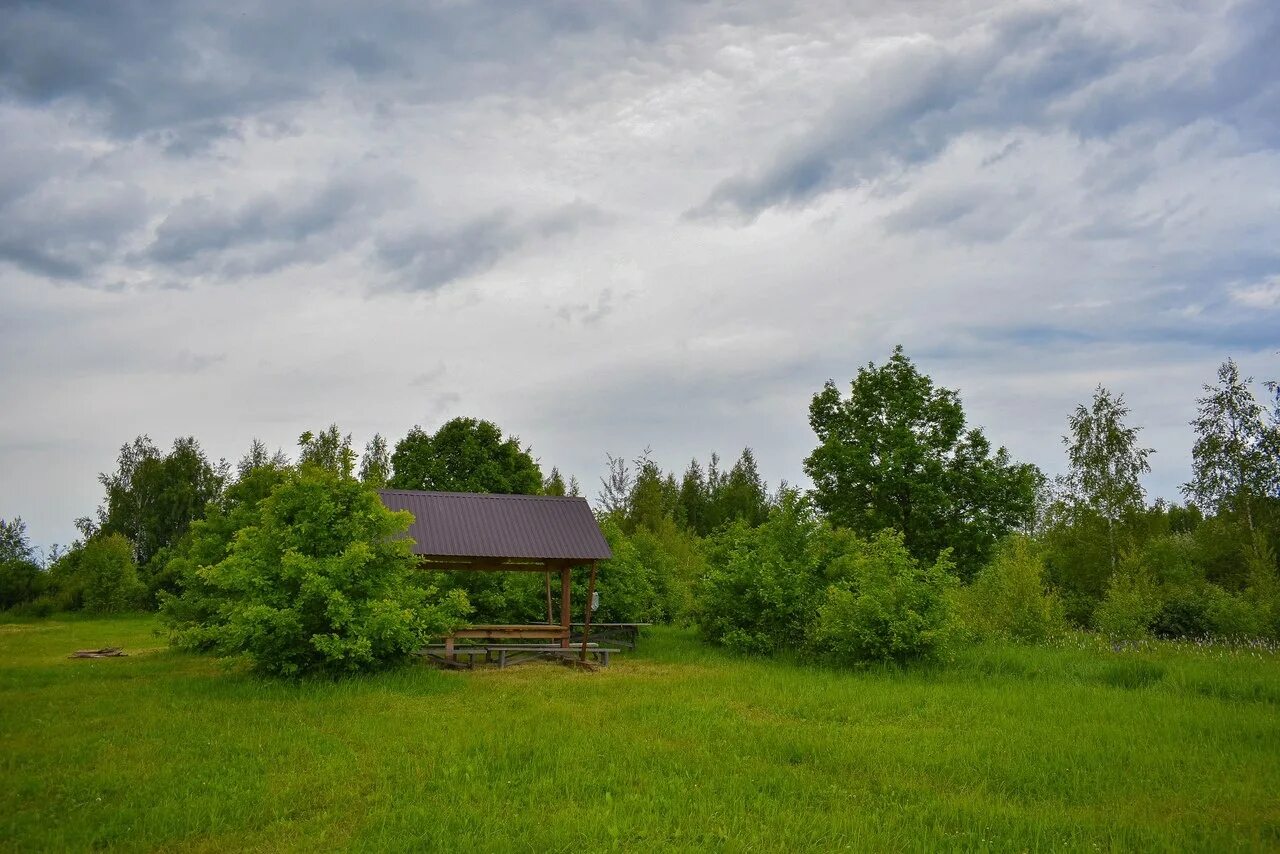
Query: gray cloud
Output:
[[145, 179, 370, 275], [881, 186, 1032, 243], [375, 202, 605, 292], [0, 178, 147, 281], [0, 0, 697, 140], [692, 1, 1275, 219]]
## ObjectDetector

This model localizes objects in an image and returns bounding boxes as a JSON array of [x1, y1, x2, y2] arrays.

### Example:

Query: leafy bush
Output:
[[162, 465, 468, 677], [6, 596, 56, 618], [810, 530, 956, 664], [159, 461, 292, 642], [1093, 554, 1161, 641], [1141, 533, 1203, 588], [1203, 587, 1267, 639], [0, 557, 47, 612], [695, 494, 824, 655], [952, 535, 1065, 644], [1151, 589, 1212, 638], [51, 533, 148, 614]]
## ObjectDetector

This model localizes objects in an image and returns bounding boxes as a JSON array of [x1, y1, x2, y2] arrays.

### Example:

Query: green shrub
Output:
[[0, 557, 47, 612], [74, 534, 146, 614], [630, 519, 705, 625], [1141, 533, 1203, 588], [1151, 589, 1211, 638], [810, 530, 956, 665], [162, 465, 468, 677], [6, 596, 56, 618], [1093, 554, 1161, 641], [695, 493, 824, 655], [952, 535, 1065, 644], [1204, 587, 1267, 639]]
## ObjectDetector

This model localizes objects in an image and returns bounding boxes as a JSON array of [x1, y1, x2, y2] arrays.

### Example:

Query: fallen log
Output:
[[69, 647, 127, 659]]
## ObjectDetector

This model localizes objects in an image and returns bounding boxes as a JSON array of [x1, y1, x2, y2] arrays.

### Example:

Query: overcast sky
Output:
[[2, 0, 1278, 552]]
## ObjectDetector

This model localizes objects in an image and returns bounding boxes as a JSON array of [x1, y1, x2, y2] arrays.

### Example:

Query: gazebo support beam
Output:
[[544, 571, 553, 624], [581, 561, 597, 661], [559, 566, 572, 649]]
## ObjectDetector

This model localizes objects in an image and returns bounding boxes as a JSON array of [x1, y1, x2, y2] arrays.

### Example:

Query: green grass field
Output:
[[2, 617, 1278, 852]]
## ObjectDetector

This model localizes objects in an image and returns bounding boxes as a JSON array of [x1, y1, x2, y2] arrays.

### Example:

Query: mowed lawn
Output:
[[2, 617, 1278, 852]]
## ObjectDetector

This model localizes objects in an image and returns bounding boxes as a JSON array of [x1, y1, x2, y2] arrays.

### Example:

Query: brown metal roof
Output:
[[377, 489, 612, 561]]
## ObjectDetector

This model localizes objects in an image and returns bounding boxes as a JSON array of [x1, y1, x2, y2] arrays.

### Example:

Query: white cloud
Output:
[[1230, 277, 1280, 309]]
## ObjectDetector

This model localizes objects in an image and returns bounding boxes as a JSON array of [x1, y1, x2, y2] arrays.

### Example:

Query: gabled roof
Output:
[[377, 489, 612, 562]]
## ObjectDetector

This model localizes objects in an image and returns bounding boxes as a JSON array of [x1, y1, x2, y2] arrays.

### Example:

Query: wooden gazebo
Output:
[[378, 489, 613, 661]]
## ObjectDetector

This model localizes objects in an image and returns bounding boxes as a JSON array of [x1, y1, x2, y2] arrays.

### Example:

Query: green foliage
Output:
[[541, 467, 567, 496], [1059, 387, 1153, 574], [1203, 587, 1269, 640], [162, 465, 468, 676], [626, 450, 681, 534], [952, 535, 1065, 644], [711, 448, 770, 531], [71, 534, 146, 614], [0, 517, 47, 611], [596, 517, 706, 624], [1152, 589, 1212, 639], [96, 436, 226, 572], [158, 454, 293, 642], [805, 346, 1040, 579], [696, 493, 823, 654], [390, 417, 541, 494], [298, 425, 356, 477], [1184, 360, 1276, 532], [634, 518, 706, 625], [811, 530, 956, 665], [678, 458, 709, 533], [358, 433, 392, 487], [1094, 553, 1161, 641]]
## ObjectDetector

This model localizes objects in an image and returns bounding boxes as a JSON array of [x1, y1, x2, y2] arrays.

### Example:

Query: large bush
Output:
[[695, 494, 824, 655], [810, 531, 956, 664], [162, 465, 468, 677], [952, 535, 1065, 644], [1093, 553, 1161, 641], [44, 534, 146, 614], [1151, 588, 1212, 639]]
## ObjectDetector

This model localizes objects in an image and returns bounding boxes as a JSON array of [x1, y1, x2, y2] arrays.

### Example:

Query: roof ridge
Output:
[[377, 488, 586, 501]]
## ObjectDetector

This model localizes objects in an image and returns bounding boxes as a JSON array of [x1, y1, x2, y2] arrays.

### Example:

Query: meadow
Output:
[[2, 616, 1279, 852]]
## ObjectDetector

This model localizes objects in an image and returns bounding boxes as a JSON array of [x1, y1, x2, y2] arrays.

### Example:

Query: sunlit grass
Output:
[[2, 615, 1278, 851]]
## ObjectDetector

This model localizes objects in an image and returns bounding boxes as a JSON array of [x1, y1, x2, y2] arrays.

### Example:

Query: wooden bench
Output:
[[416, 643, 618, 669], [486, 645, 618, 668]]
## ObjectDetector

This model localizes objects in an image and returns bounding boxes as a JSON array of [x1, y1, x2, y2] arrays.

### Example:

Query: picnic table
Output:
[[570, 622, 651, 650]]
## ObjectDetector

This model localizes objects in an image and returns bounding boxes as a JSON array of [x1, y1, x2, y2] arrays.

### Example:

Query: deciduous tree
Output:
[[805, 346, 1040, 578], [1184, 360, 1277, 534], [1061, 386, 1153, 572], [389, 418, 542, 494]]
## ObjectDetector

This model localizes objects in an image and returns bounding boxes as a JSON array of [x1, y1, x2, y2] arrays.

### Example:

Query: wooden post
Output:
[[559, 566, 572, 649], [545, 571, 553, 624], [581, 561, 597, 661], [444, 635, 455, 662]]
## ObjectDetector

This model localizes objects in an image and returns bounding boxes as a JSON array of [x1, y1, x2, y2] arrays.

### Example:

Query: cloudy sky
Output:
[[2, 0, 1278, 551]]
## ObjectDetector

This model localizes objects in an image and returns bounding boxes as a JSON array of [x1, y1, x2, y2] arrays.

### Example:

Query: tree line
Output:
[[1, 347, 1277, 675]]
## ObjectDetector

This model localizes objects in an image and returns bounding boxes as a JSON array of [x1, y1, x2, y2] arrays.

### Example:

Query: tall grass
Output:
[[2, 616, 1278, 851]]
